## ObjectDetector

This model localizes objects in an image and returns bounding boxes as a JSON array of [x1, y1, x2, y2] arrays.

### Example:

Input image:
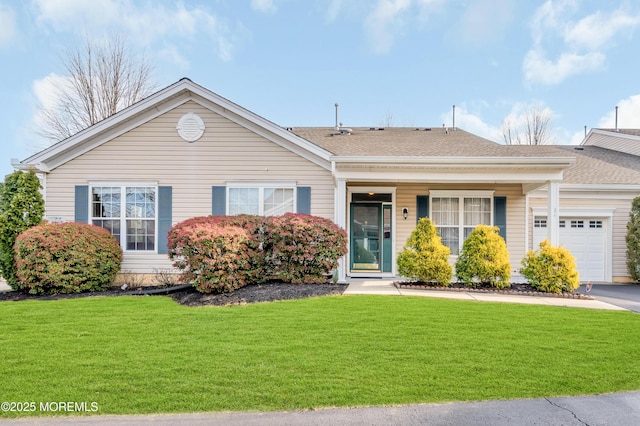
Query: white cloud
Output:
[[441, 104, 502, 142], [157, 46, 191, 72], [31, 0, 241, 63], [523, 48, 604, 85], [363, 0, 412, 54], [565, 9, 640, 51], [524, 1, 640, 85], [529, 0, 576, 45], [251, 0, 277, 14], [32, 0, 121, 31], [29, 73, 72, 150], [0, 4, 17, 47], [33, 72, 69, 111], [598, 94, 640, 129], [325, 0, 343, 22], [458, 0, 516, 44]]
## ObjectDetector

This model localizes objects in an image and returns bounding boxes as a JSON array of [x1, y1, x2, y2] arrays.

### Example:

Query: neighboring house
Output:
[[12, 79, 640, 283]]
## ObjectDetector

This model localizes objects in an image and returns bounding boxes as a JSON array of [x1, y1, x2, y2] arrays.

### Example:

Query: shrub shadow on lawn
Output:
[[0, 282, 349, 306]]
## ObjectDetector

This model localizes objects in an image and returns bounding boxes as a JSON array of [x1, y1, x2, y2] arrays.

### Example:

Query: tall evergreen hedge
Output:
[[626, 196, 640, 282], [0, 171, 44, 289]]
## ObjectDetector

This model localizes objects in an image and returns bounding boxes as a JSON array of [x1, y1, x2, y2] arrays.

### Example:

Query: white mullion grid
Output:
[[259, 188, 264, 215]]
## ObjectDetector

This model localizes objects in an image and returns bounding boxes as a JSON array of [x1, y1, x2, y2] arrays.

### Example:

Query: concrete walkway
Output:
[[344, 279, 628, 310], [1, 277, 629, 310]]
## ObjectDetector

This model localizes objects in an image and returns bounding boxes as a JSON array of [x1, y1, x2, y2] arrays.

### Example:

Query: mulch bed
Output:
[[0, 282, 349, 306], [169, 282, 348, 306], [395, 281, 595, 300], [0, 281, 593, 305]]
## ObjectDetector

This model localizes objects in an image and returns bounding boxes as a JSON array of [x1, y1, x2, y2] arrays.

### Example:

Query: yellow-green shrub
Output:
[[521, 239, 579, 294], [455, 224, 511, 289], [397, 217, 452, 286]]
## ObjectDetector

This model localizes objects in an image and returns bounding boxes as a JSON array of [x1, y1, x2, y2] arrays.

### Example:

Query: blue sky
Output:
[[2, 0, 640, 178]]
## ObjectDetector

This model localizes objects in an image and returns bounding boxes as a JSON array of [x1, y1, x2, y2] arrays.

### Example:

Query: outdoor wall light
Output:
[[402, 207, 409, 220]]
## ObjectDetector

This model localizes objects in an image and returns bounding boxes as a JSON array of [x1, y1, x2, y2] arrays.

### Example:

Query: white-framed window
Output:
[[227, 183, 295, 216], [430, 190, 493, 255], [91, 185, 157, 252]]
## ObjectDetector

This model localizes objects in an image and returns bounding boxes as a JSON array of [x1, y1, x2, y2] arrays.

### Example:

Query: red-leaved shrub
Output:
[[168, 215, 270, 287], [167, 217, 254, 293], [168, 214, 348, 292], [268, 213, 348, 284], [14, 222, 122, 294]]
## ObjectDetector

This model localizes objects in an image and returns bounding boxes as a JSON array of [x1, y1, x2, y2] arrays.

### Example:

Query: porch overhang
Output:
[[331, 156, 575, 193]]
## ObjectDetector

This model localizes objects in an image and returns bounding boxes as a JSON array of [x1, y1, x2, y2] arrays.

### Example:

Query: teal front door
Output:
[[350, 203, 392, 273]]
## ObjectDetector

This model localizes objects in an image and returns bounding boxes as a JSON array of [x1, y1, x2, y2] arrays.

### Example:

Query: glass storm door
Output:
[[351, 204, 381, 271], [350, 203, 392, 273]]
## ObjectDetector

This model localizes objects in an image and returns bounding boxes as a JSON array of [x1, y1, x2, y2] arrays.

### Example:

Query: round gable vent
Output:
[[177, 112, 205, 142]]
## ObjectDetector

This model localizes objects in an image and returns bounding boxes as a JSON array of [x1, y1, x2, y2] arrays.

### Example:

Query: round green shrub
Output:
[[397, 217, 452, 286], [521, 239, 579, 294], [14, 222, 122, 294], [455, 224, 511, 289]]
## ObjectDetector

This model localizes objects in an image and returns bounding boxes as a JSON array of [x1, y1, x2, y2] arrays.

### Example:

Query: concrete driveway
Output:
[[586, 283, 640, 313]]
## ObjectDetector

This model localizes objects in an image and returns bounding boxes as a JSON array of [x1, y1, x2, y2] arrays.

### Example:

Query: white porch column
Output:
[[334, 178, 347, 283], [547, 181, 560, 245]]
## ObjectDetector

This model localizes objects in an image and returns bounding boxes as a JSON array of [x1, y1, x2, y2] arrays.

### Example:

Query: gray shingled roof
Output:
[[292, 127, 519, 157], [509, 145, 640, 185], [292, 126, 640, 185]]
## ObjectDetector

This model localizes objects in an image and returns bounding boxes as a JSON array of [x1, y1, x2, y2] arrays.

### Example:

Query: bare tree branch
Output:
[[36, 33, 155, 144], [500, 106, 554, 145]]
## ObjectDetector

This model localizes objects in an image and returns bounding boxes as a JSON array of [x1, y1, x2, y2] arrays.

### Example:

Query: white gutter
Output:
[[331, 155, 575, 167]]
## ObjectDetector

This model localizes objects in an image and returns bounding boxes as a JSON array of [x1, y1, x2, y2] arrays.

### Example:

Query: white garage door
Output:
[[533, 217, 606, 282]]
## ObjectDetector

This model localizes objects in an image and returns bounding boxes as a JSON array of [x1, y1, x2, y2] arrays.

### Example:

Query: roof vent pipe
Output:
[[452, 105, 456, 131], [615, 105, 619, 132], [334, 103, 339, 131]]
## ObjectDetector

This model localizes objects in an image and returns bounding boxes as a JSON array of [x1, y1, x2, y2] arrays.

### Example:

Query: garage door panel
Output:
[[533, 216, 605, 282]]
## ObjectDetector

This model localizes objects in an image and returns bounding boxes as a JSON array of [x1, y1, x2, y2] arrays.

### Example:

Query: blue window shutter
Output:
[[157, 186, 172, 255], [75, 185, 89, 223], [416, 195, 429, 223], [297, 186, 311, 214], [212, 186, 226, 215], [494, 196, 507, 241]]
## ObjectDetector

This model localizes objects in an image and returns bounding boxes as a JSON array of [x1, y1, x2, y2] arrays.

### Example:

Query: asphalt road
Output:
[[586, 283, 640, 312], [1, 392, 639, 425]]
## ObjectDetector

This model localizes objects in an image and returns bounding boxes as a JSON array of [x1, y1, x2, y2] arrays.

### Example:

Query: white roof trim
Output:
[[532, 208, 615, 218], [331, 155, 575, 167], [18, 79, 334, 172], [582, 128, 640, 145], [563, 184, 640, 192]]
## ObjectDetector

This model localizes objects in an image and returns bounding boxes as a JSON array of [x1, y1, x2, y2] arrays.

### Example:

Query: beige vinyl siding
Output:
[[528, 194, 635, 281], [44, 101, 334, 273]]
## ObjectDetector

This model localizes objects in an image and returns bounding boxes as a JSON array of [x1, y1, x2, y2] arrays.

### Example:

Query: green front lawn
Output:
[[1, 295, 640, 417]]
